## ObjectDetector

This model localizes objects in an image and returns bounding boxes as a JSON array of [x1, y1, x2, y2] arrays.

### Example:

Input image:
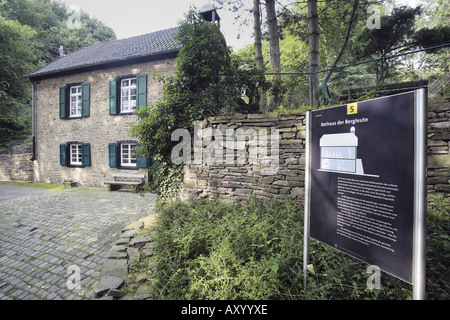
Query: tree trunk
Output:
[[323, 0, 360, 84], [308, 0, 320, 107], [253, 0, 267, 112], [265, 0, 281, 110]]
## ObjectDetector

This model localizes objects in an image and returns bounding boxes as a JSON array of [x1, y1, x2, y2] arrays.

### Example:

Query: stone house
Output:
[[26, 27, 180, 187]]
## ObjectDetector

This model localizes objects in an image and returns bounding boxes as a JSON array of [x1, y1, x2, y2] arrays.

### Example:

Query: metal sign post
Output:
[[303, 110, 312, 289], [412, 88, 427, 300]]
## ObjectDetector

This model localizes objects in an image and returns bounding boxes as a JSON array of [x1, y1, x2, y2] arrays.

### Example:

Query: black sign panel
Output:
[[309, 92, 416, 284]]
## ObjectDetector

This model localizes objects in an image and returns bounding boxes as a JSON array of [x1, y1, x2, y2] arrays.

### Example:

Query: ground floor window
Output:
[[108, 141, 149, 170], [70, 143, 82, 165], [59, 142, 91, 167], [120, 143, 137, 168]]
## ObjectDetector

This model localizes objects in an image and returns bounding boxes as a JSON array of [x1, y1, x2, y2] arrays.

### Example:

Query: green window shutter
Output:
[[81, 82, 90, 117], [136, 74, 147, 109], [136, 142, 149, 168], [59, 86, 66, 119], [81, 143, 91, 166], [108, 143, 117, 167], [109, 79, 117, 115], [59, 143, 67, 166]]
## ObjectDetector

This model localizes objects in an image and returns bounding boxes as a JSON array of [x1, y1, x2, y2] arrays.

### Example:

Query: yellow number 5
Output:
[[347, 103, 358, 115]]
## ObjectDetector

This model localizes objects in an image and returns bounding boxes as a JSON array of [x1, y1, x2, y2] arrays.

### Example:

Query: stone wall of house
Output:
[[33, 58, 176, 187], [0, 144, 34, 182], [182, 98, 450, 201]]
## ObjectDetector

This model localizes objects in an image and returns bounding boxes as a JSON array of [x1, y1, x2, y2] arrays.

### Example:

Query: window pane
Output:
[[70, 144, 82, 165], [69, 86, 82, 117], [121, 143, 137, 166], [130, 79, 136, 86], [77, 145, 82, 163]]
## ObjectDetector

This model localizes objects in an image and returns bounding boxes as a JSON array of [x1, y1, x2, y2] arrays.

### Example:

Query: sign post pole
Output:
[[413, 88, 427, 300], [303, 110, 312, 290]]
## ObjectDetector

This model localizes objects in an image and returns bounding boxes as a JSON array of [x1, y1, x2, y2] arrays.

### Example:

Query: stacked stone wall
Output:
[[182, 112, 306, 202], [427, 99, 450, 194], [0, 144, 34, 182], [183, 98, 450, 201]]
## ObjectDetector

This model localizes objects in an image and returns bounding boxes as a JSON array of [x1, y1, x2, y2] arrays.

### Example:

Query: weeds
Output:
[[129, 193, 449, 300]]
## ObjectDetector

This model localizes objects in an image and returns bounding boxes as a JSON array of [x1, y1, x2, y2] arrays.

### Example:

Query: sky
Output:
[[59, 0, 255, 51], [58, 0, 423, 52]]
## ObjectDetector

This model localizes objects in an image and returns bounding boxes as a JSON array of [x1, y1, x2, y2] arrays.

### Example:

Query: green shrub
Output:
[[131, 193, 449, 300]]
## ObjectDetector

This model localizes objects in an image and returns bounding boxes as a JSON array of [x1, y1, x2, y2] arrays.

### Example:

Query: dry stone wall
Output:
[[427, 99, 450, 194], [182, 98, 450, 201], [0, 144, 34, 182], [182, 112, 306, 202]]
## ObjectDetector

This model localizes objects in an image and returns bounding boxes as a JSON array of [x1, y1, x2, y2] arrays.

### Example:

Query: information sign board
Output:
[[304, 90, 427, 288]]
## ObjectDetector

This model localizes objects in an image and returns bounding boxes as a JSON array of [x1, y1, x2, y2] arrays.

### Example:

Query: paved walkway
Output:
[[0, 187, 157, 300], [0, 184, 48, 202]]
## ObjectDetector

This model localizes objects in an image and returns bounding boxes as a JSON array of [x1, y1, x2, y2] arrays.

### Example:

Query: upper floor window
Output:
[[69, 85, 82, 117], [120, 78, 137, 113], [109, 74, 147, 115], [59, 82, 90, 119]]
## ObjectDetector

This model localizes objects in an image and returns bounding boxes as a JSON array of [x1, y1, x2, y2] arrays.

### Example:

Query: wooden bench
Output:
[[104, 173, 146, 191]]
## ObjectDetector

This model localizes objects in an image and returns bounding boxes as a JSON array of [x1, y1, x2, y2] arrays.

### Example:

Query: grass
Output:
[[126, 193, 449, 300], [0, 180, 65, 190]]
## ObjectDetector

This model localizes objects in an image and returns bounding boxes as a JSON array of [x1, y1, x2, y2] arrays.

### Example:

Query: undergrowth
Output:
[[129, 193, 449, 300]]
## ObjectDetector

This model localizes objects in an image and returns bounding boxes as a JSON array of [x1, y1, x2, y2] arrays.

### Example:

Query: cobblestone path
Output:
[[0, 187, 157, 300]]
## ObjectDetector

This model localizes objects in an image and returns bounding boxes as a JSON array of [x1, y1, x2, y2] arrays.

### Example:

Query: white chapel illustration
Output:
[[319, 127, 366, 174]]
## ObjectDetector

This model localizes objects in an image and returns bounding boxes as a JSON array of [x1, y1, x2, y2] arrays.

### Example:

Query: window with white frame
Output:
[[70, 144, 82, 165], [120, 143, 137, 167], [69, 85, 82, 117], [120, 78, 137, 113]]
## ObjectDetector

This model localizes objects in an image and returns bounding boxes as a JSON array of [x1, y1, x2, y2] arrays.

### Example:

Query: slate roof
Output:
[[26, 27, 179, 79]]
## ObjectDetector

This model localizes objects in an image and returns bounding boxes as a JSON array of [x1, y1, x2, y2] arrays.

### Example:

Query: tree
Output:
[[0, 17, 37, 147], [0, 0, 116, 63], [265, 0, 281, 109], [253, 0, 267, 111], [0, 0, 116, 147], [217, 0, 284, 110], [323, 0, 360, 84], [131, 8, 251, 195], [308, 0, 319, 106], [353, 6, 422, 85]]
